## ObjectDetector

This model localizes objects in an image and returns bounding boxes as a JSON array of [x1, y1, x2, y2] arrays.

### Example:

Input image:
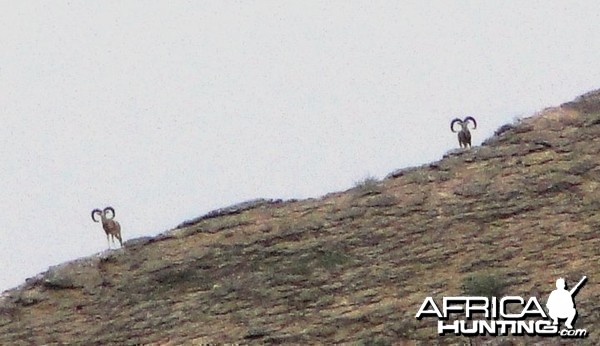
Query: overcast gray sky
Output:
[[1, 1, 599, 292]]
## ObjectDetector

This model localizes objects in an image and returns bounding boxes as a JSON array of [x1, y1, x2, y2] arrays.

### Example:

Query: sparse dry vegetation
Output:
[[354, 175, 383, 196], [461, 272, 508, 298]]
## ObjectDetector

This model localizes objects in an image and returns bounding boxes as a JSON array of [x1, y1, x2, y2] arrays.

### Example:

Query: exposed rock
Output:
[[42, 258, 103, 292], [176, 198, 284, 228], [123, 236, 155, 248], [562, 89, 600, 113], [16, 289, 47, 306]]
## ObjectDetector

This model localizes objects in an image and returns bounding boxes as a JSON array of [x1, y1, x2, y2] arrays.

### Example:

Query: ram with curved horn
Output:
[[450, 116, 477, 148], [91, 206, 122, 249]]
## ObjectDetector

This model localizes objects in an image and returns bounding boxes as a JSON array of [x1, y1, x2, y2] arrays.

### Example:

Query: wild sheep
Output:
[[91, 207, 122, 248], [450, 116, 477, 148]]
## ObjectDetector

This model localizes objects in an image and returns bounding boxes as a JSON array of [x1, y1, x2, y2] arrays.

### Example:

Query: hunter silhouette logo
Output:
[[415, 275, 588, 338], [546, 276, 586, 329]]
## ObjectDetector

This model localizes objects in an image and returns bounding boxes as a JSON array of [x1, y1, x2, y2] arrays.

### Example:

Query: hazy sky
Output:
[[1, 1, 599, 292]]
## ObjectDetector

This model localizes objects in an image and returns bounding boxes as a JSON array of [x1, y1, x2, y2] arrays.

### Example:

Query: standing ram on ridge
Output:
[[91, 206, 122, 249], [451, 116, 477, 148]]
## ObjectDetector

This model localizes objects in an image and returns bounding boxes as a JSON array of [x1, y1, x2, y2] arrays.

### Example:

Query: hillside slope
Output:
[[1, 91, 600, 345]]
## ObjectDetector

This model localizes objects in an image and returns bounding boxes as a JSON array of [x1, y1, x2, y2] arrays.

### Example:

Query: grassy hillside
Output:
[[1, 91, 599, 345]]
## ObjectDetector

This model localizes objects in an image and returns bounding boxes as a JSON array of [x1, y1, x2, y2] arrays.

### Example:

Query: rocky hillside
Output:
[[1, 91, 600, 345]]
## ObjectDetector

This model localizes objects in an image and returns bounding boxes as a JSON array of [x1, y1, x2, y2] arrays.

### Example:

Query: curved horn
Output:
[[91, 209, 102, 222], [464, 116, 477, 129], [450, 118, 463, 132], [103, 206, 116, 219]]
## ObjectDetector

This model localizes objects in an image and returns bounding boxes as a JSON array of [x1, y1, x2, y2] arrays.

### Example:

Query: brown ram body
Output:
[[451, 116, 477, 148], [91, 206, 122, 248]]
